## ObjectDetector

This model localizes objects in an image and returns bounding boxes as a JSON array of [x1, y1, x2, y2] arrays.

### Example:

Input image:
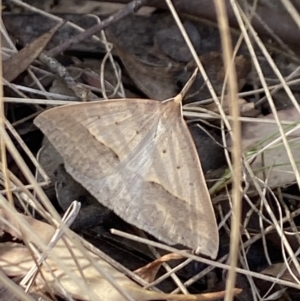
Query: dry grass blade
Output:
[[165, 0, 232, 134], [262, 262, 300, 283], [111, 228, 300, 290], [213, 1, 241, 301], [232, 2, 300, 190], [0, 0, 13, 208]]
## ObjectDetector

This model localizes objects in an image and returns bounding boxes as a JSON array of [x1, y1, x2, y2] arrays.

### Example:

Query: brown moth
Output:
[[34, 93, 219, 258]]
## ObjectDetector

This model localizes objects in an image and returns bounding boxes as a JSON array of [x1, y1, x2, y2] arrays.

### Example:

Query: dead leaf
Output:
[[153, 20, 201, 63], [0, 243, 34, 276], [228, 106, 300, 187], [134, 252, 186, 282], [34, 92, 219, 258], [54, 163, 108, 231], [180, 52, 251, 103], [3, 22, 63, 82], [0, 277, 43, 301], [0, 210, 240, 301], [107, 31, 179, 101], [37, 137, 64, 200], [232, 107, 300, 151], [49, 77, 77, 97], [262, 262, 300, 283]]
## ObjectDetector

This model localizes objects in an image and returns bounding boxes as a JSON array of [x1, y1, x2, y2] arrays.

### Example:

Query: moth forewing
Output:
[[34, 96, 219, 258]]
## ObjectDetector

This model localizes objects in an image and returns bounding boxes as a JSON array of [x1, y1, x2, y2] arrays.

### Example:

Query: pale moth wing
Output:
[[34, 98, 219, 258]]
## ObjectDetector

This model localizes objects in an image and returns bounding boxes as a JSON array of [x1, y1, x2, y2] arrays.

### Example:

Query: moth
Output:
[[34, 89, 219, 259]]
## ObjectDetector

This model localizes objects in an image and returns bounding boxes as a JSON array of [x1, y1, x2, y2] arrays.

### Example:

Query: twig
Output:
[[46, 0, 150, 58], [38, 53, 97, 100]]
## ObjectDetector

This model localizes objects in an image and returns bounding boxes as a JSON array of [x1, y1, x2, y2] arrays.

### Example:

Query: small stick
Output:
[[38, 53, 97, 100]]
